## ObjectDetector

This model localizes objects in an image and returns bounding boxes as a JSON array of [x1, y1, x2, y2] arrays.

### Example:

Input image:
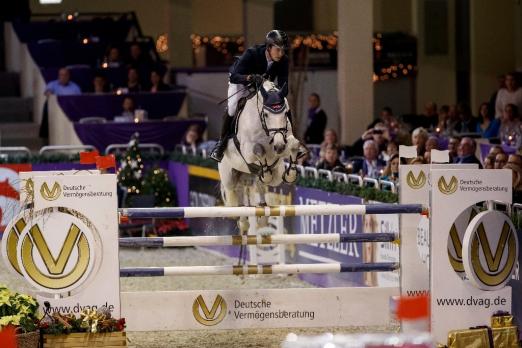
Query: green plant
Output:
[[0, 285, 40, 333]]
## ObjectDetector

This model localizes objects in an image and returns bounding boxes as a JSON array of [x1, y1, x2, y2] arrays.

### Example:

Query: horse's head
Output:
[[258, 82, 290, 155]]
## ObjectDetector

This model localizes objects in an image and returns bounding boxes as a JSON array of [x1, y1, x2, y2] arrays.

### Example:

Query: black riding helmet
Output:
[[265, 30, 289, 50]]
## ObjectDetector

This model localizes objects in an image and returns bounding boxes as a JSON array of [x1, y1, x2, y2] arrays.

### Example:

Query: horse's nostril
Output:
[[274, 145, 285, 154]]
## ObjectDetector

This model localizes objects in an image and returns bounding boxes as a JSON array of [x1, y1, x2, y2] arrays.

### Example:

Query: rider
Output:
[[210, 30, 290, 162]]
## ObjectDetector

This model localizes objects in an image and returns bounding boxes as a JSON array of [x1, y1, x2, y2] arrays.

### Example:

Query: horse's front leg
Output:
[[255, 179, 269, 228]]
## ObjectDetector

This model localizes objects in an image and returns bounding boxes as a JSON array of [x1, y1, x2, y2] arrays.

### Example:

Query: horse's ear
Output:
[[259, 84, 268, 100], [278, 83, 288, 99]]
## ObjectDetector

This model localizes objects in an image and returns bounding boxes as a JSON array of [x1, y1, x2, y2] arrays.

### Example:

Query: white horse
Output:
[[218, 80, 302, 234]]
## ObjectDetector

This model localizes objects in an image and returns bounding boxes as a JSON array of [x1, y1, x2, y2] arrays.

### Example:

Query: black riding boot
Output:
[[210, 112, 234, 162]]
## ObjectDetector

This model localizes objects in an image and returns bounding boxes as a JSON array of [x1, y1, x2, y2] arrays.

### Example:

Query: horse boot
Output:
[[286, 109, 308, 159], [210, 112, 234, 162]]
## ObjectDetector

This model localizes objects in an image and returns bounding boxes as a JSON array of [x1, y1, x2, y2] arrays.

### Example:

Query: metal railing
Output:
[[105, 143, 165, 156], [39, 145, 97, 156], [0, 147, 32, 157]]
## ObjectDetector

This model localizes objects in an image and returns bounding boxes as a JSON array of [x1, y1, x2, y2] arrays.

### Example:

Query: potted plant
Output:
[[0, 285, 40, 348]]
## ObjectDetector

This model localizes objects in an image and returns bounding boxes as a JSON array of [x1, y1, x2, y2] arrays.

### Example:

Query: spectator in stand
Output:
[[125, 67, 142, 93], [150, 69, 171, 93], [44, 67, 81, 96], [422, 101, 438, 129], [504, 160, 522, 202], [181, 124, 202, 147], [495, 72, 522, 118], [455, 137, 482, 168], [357, 140, 386, 178], [454, 102, 477, 134], [495, 152, 508, 169], [448, 136, 460, 162], [489, 145, 505, 157], [121, 96, 135, 118], [499, 104, 521, 146], [380, 153, 399, 183], [411, 127, 429, 156], [476, 102, 500, 138], [409, 156, 425, 165], [319, 128, 338, 159], [436, 105, 450, 133], [92, 74, 109, 94], [381, 140, 398, 162], [425, 136, 439, 153], [316, 144, 345, 172], [304, 93, 328, 144], [106, 46, 123, 68], [128, 42, 153, 88], [483, 154, 496, 169]]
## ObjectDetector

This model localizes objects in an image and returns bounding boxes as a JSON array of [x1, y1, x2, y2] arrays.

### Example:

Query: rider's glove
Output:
[[249, 74, 264, 86]]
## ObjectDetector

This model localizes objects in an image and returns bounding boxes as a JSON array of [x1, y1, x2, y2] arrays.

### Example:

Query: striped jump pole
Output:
[[119, 233, 397, 248], [120, 262, 399, 277], [118, 203, 426, 219]]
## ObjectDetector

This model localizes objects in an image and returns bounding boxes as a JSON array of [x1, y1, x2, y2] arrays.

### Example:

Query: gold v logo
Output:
[[470, 222, 517, 287], [193, 295, 227, 326], [20, 223, 90, 290], [5, 218, 27, 275], [406, 170, 426, 189], [448, 209, 478, 272], [40, 182, 61, 201], [438, 176, 457, 195]]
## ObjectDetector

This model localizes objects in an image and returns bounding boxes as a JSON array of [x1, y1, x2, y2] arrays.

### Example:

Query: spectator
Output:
[[128, 42, 153, 88], [476, 102, 500, 138], [181, 124, 202, 147], [489, 145, 505, 157], [304, 93, 327, 144], [106, 46, 123, 68], [381, 140, 398, 162], [92, 74, 108, 94], [150, 69, 171, 93], [422, 101, 438, 129], [448, 136, 461, 162], [319, 128, 338, 159], [409, 156, 425, 165], [316, 144, 345, 172], [125, 67, 141, 93], [44, 67, 81, 96], [380, 154, 399, 183], [499, 104, 521, 146], [495, 72, 522, 118], [455, 137, 482, 167], [495, 152, 508, 169], [357, 140, 386, 178], [436, 105, 450, 133], [483, 154, 496, 169], [425, 136, 439, 153], [411, 127, 429, 156], [121, 96, 135, 118], [489, 74, 506, 117], [454, 102, 477, 134]]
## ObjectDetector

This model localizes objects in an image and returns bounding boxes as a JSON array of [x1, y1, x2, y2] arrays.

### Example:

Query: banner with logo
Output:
[[2, 174, 121, 318], [290, 187, 364, 287], [430, 168, 513, 343], [122, 286, 397, 331], [399, 164, 477, 299]]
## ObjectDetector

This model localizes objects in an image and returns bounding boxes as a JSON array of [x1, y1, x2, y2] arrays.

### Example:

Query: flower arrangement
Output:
[[155, 219, 190, 237], [0, 285, 39, 334], [39, 302, 125, 335]]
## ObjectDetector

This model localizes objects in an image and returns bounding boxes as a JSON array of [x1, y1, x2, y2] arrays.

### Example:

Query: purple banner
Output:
[[168, 162, 189, 207], [291, 187, 365, 287]]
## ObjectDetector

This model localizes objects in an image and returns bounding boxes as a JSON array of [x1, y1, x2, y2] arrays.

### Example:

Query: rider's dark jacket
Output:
[[229, 44, 289, 96]]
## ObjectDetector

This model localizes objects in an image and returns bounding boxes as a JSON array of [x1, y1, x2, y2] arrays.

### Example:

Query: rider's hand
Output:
[[249, 74, 264, 86]]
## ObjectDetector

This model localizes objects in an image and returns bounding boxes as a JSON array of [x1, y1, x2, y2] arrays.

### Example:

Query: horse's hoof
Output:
[[238, 220, 250, 233]]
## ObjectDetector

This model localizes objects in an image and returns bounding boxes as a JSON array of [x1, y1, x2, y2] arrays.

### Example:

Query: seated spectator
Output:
[[380, 154, 399, 183], [448, 136, 460, 163], [422, 101, 438, 129], [150, 69, 171, 93], [120, 96, 135, 119], [44, 67, 81, 96], [319, 128, 338, 159], [92, 74, 109, 94], [411, 127, 429, 156], [499, 104, 521, 146], [181, 124, 202, 147], [495, 152, 508, 169], [425, 136, 439, 154], [476, 102, 500, 138], [106, 46, 123, 68], [304, 93, 328, 144], [436, 105, 450, 133], [454, 103, 478, 134], [369, 106, 400, 133], [354, 140, 386, 178], [125, 67, 142, 93], [455, 137, 482, 168], [483, 154, 496, 169], [489, 145, 505, 157], [495, 72, 522, 118], [316, 144, 345, 172], [503, 161, 522, 202], [128, 42, 153, 88], [381, 140, 398, 162], [352, 123, 389, 157]]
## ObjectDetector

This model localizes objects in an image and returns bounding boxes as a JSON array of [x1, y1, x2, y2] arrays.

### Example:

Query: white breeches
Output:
[[227, 82, 249, 117]]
